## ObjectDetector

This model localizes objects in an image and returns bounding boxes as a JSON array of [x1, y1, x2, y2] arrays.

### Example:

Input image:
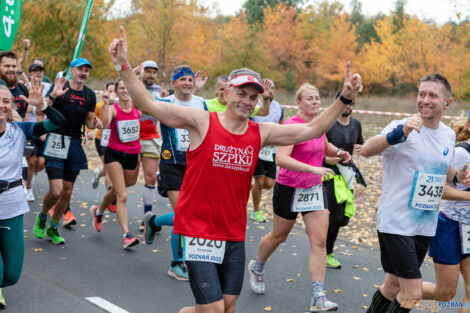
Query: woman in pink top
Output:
[[90, 78, 141, 249], [249, 83, 351, 312]]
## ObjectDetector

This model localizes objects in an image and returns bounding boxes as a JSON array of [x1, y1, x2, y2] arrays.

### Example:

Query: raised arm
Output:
[[261, 62, 362, 147], [108, 27, 207, 132]]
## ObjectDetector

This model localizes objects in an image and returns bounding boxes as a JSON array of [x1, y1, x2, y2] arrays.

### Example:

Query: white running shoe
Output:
[[26, 189, 35, 202], [309, 295, 338, 312], [248, 259, 265, 294], [91, 168, 100, 189]]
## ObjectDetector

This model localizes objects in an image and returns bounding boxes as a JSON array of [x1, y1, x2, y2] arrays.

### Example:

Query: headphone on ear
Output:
[[446, 101, 450, 107]]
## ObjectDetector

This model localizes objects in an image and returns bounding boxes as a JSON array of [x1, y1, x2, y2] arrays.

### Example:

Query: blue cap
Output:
[[70, 58, 92, 69]]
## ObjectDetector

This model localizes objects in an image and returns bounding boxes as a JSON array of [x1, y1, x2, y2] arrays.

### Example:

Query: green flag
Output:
[[65, 0, 94, 79], [0, 0, 22, 51]]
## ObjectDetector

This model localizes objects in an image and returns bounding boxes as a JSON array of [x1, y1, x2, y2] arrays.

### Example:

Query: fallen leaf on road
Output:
[[80, 213, 86, 216], [331, 289, 342, 293], [130, 191, 135, 194], [362, 306, 368, 309], [58, 257, 67, 260], [362, 267, 369, 272], [363, 294, 368, 297], [292, 253, 298, 256], [33, 248, 43, 252], [257, 225, 265, 230], [352, 265, 359, 268], [373, 284, 380, 288], [80, 202, 88, 208], [264, 306, 272, 312], [353, 276, 361, 280], [152, 249, 159, 253], [352, 246, 358, 249], [286, 278, 294, 282]]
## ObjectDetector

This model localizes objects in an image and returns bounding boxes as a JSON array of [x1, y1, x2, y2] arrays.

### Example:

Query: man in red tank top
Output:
[[108, 26, 363, 313]]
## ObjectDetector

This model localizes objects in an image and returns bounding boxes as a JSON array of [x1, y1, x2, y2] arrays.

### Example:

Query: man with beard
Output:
[[0, 51, 29, 119], [322, 91, 364, 269], [33, 58, 102, 244]]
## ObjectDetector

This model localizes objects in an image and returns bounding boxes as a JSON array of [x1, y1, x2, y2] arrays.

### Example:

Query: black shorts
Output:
[[273, 182, 328, 220], [186, 241, 245, 304], [377, 231, 431, 279], [31, 140, 45, 157], [46, 167, 80, 183], [253, 158, 276, 179], [94, 139, 107, 157], [104, 148, 139, 170], [158, 162, 186, 197]]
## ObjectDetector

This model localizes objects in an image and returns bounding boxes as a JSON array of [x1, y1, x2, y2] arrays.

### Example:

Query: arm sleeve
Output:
[[30, 105, 67, 138]]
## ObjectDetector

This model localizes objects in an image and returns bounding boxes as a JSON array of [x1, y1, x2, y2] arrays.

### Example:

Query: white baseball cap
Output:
[[229, 74, 264, 93], [143, 60, 159, 70]]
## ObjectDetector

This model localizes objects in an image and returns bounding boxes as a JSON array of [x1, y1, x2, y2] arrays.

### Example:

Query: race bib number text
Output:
[[185, 237, 226, 264], [44, 134, 71, 159], [176, 128, 190, 152], [292, 184, 324, 212], [100, 129, 110, 147], [408, 172, 446, 210], [460, 223, 470, 254], [117, 120, 140, 143], [259, 146, 274, 162]]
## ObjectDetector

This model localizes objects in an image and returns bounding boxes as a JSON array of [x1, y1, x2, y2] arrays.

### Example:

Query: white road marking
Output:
[[85, 297, 130, 313]]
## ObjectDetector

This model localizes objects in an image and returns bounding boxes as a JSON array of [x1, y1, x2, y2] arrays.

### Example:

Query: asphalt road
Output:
[[4, 170, 465, 313]]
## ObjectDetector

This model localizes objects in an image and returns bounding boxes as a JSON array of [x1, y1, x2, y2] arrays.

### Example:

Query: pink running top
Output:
[[108, 102, 141, 154], [276, 114, 326, 188]]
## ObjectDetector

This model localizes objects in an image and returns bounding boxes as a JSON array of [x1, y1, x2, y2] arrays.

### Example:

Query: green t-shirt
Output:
[[206, 97, 259, 117]]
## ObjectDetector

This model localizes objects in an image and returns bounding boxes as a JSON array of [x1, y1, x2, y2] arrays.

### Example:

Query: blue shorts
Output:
[[186, 241, 245, 305], [44, 138, 88, 172], [429, 212, 470, 265]]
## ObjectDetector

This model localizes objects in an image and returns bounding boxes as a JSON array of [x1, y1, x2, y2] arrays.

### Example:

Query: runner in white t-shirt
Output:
[[356, 73, 470, 313]]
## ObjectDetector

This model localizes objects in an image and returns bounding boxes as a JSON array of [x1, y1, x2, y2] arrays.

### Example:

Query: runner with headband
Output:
[[108, 26, 363, 313], [90, 78, 141, 249]]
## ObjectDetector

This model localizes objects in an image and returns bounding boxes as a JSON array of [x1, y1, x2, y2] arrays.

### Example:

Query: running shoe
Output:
[[90, 205, 103, 232], [143, 212, 161, 245], [108, 201, 117, 213], [248, 259, 265, 294], [326, 253, 341, 269], [46, 226, 65, 245], [26, 189, 35, 202], [33, 213, 47, 239], [0, 288, 5, 309], [63, 209, 77, 227], [91, 168, 100, 189], [309, 295, 338, 312], [250, 210, 266, 222], [123, 233, 139, 249], [168, 262, 189, 281]]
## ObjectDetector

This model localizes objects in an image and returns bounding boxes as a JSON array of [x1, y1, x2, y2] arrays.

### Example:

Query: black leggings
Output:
[[323, 179, 350, 254]]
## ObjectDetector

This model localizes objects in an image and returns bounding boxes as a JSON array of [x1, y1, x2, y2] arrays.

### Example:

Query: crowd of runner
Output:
[[0, 26, 469, 313]]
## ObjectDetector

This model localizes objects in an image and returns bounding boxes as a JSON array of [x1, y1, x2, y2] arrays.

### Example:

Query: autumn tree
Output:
[[16, 0, 115, 79], [242, 0, 303, 24]]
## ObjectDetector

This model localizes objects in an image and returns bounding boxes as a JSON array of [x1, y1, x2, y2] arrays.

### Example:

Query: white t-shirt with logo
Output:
[[440, 146, 470, 225], [377, 119, 455, 237]]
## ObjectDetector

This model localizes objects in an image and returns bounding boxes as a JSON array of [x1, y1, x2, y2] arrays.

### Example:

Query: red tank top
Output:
[[173, 112, 261, 241]]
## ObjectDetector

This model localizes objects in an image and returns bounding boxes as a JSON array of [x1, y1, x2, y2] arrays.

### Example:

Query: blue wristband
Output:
[[386, 124, 407, 145]]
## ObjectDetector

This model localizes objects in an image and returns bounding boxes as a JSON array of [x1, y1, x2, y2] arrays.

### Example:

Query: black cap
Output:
[[28, 63, 44, 72]]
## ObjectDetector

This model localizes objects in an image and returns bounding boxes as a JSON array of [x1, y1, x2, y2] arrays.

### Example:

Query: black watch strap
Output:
[[48, 94, 56, 101], [339, 92, 353, 105]]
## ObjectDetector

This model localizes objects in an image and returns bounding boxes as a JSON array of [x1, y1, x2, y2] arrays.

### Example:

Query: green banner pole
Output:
[[0, 0, 23, 51], [65, 0, 94, 79]]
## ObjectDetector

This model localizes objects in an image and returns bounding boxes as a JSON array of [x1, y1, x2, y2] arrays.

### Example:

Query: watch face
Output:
[[114, 64, 122, 72]]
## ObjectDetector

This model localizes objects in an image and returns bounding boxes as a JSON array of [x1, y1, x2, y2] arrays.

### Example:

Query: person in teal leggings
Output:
[[0, 74, 67, 309]]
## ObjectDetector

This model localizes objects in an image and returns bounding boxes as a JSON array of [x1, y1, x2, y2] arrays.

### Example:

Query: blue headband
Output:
[[172, 68, 194, 81]]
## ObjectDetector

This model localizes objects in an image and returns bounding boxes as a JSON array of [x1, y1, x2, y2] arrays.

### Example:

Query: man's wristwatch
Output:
[[339, 92, 353, 105], [114, 62, 130, 72]]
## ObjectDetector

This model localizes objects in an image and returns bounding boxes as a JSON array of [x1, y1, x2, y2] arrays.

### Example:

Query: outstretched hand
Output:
[[341, 61, 362, 101], [51, 77, 69, 98], [194, 70, 208, 91], [19, 77, 44, 107], [262, 79, 274, 99], [109, 26, 129, 66]]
